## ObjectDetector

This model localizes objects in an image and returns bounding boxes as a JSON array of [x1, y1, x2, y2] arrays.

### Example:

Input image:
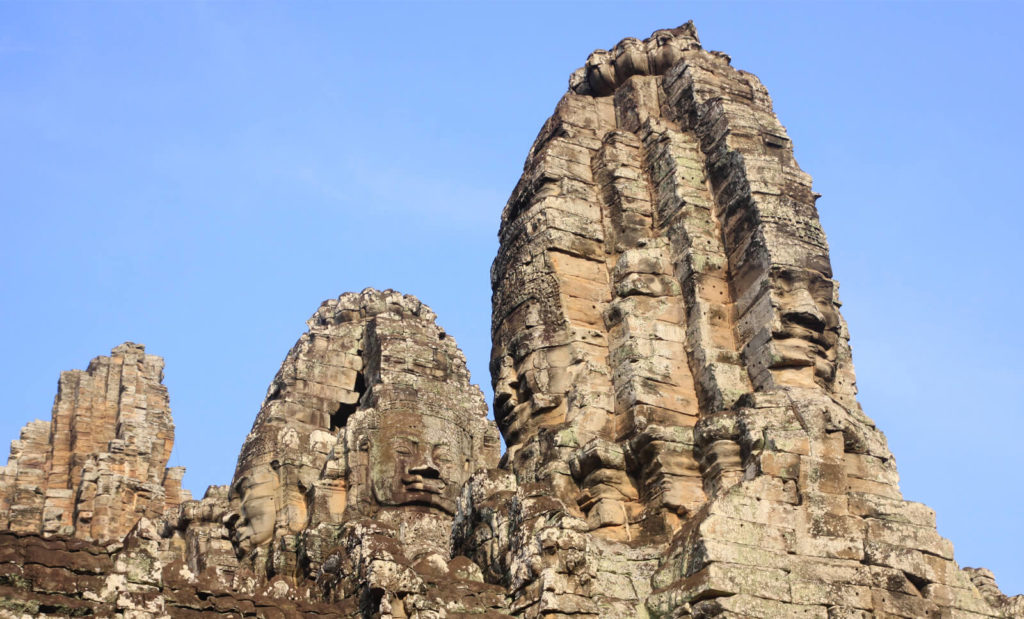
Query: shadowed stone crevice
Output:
[[330, 371, 365, 433]]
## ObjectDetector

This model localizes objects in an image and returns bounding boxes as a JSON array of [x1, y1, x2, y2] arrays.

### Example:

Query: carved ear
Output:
[[357, 436, 370, 452]]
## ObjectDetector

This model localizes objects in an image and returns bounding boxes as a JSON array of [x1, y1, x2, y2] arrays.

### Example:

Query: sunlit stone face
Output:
[[770, 267, 841, 384], [230, 464, 278, 554], [493, 353, 566, 447], [493, 355, 528, 443], [369, 411, 470, 516]]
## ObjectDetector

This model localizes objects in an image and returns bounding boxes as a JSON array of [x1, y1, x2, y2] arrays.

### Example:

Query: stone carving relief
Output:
[[221, 290, 498, 574], [365, 405, 468, 517], [342, 381, 494, 561]]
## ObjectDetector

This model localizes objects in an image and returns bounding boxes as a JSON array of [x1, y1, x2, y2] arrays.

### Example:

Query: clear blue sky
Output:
[[2, 1, 1021, 596]]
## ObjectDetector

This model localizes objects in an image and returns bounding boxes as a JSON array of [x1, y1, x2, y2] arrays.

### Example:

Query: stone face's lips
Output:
[[400, 479, 457, 515], [778, 325, 830, 352], [494, 392, 515, 425], [402, 477, 446, 495], [231, 527, 254, 555], [775, 318, 838, 373]]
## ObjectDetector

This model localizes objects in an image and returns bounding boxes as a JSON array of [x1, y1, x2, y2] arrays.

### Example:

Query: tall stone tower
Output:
[[488, 21, 1022, 617]]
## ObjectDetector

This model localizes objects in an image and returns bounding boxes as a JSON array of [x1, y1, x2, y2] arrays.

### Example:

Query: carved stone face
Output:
[[494, 355, 527, 442], [585, 49, 617, 96], [494, 353, 566, 447], [648, 29, 683, 74], [369, 411, 469, 516], [231, 463, 278, 554], [770, 267, 840, 383], [613, 37, 649, 80]]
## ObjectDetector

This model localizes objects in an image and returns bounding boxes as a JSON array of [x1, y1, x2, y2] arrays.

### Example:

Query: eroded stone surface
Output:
[[487, 20, 1020, 619], [224, 289, 498, 573], [0, 343, 188, 544], [157, 289, 505, 615]]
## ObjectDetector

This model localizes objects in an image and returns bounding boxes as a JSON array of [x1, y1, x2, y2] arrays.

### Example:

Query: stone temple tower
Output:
[[486, 21, 1023, 618]]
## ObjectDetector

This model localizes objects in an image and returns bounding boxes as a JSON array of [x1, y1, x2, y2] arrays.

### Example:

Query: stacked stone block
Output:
[[0, 343, 188, 544]]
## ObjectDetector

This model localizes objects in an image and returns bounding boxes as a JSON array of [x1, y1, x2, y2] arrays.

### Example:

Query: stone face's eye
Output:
[[775, 270, 798, 290], [433, 445, 453, 465], [392, 439, 415, 456], [810, 278, 833, 302]]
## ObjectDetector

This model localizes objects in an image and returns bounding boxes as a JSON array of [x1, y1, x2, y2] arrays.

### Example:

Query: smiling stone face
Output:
[[369, 411, 469, 516], [493, 353, 568, 450], [343, 380, 494, 559], [228, 454, 310, 557]]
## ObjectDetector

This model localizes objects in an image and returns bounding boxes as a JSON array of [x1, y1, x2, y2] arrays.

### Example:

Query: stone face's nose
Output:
[[408, 456, 441, 480], [783, 288, 826, 332], [494, 368, 517, 404], [494, 357, 520, 423]]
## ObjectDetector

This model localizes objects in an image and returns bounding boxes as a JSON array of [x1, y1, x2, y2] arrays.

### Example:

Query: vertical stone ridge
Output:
[[0, 343, 187, 543], [663, 52, 849, 395], [0, 419, 51, 532], [641, 123, 750, 413]]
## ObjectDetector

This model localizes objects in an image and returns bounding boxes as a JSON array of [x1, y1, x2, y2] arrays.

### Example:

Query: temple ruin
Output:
[[0, 21, 1019, 619]]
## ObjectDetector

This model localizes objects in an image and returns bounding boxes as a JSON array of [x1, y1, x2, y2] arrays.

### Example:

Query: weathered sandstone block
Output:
[[0, 343, 188, 544]]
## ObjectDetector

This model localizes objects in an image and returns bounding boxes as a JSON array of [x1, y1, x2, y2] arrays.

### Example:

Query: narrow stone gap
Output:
[[330, 372, 366, 432]]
